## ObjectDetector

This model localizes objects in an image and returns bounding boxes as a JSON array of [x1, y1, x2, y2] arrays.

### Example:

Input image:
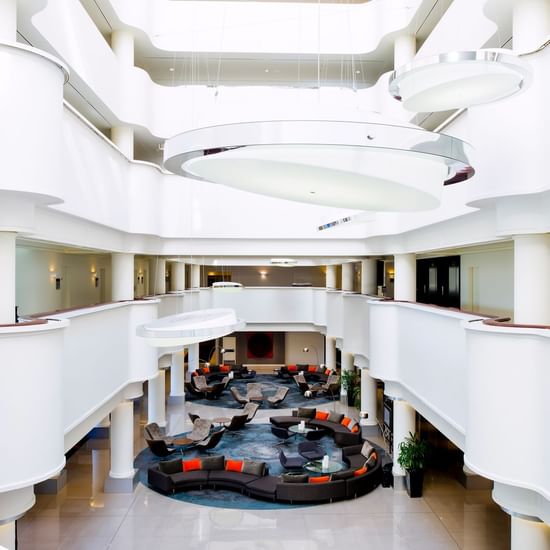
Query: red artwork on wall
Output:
[[246, 332, 274, 358]]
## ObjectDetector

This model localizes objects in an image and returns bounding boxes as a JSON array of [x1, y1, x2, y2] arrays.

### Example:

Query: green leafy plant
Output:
[[352, 384, 361, 409], [340, 370, 358, 392], [397, 432, 429, 472]]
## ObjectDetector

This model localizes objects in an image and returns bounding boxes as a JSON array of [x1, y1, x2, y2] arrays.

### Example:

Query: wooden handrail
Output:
[[483, 317, 550, 330]]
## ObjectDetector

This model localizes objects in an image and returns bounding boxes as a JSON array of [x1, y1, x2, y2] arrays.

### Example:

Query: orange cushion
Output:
[[225, 459, 243, 472], [351, 425, 360, 433], [192, 371, 198, 376], [309, 475, 330, 483], [288, 365, 298, 371], [308, 365, 317, 373], [182, 458, 202, 472], [324, 368, 331, 375], [315, 411, 330, 421], [341, 417, 352, 427], [354, 466, 367, 477], [202, 366, 210, 374], [220, 365, 230, 372]]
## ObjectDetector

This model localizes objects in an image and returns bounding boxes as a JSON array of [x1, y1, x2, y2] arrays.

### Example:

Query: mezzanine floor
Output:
[[17, 391, 510, 550]]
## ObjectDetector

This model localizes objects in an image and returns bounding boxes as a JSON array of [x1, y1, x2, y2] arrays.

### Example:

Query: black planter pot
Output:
[[405, 469, 424, 498]]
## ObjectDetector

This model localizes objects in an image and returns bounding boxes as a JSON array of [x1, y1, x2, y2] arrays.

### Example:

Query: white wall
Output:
[[284, 332, 325, 364], [16, 246, 112, 315], [460, 247, 513, 317]]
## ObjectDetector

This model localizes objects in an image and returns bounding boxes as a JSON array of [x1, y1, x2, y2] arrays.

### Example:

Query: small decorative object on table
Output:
[[322, 454, 330, 472], [299, 420, 305, 432]]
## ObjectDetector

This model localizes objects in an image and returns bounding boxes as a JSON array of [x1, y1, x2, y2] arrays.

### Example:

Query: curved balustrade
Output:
[[0, 319, 68, 493], [464, 320, 550, 509]]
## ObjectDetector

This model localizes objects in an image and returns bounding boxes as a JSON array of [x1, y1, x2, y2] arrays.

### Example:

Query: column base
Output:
[[392, 475, 407, 491], [458, 469, 493, 490], [34, 470, 68, 495], [168, 395, 185, 407], [104, 469, 139, 493]]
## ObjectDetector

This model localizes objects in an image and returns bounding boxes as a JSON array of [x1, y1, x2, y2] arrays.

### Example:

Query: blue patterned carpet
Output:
[[136, 424, 344, 509], [187, 374, 334, 409]]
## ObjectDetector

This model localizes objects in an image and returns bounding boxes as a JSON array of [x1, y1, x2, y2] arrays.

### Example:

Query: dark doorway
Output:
[[417, 256, 460, 308]]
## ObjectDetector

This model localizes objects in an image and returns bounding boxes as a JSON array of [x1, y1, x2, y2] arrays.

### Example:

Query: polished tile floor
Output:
[[18, 393, 510, 550]]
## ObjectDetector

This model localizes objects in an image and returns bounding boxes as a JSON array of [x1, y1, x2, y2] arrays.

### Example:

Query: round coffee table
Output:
[[304, 459, 346, 474], [288, 425, 318, 437]]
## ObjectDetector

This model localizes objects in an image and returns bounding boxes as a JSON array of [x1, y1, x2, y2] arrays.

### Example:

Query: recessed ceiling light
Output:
[[264, 69, 270, 73], [271, 258, 298, 267], [169, 67, 175, 72], [355, 70, 361, 74]]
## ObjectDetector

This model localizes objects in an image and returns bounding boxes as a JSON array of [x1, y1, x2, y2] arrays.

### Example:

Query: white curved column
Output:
[[394, 253, 416, 301], [170, 351, 185, 397], [360, 367, 378, 426], [342, 263, 354, 292], [0, 232, 16, 323], [188, 342, 199, 373], [0, 522, 15, 550], [147, 370, 166, 427], [361, 259, 377, 295], [513, 0, 550, 53], [154, 258, 166, 295], [394, 33, 416, 68], [111, 126, 134, 159], [111, 29, 134, 67], [111, 253, 134, 301], [190, 264, 201, 289], [171, 262, 186, 292], [392, 399, 416, 484], [105, 400, 136, 492], [325, 336, 337, 371], [513, 234, 550, 324], [511, 517, 550, 550], [326, 265, 337, 289], [0, 0, 16, 42]]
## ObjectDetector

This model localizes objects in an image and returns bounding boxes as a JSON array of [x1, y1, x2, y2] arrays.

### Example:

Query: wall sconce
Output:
[[91, 268, 99, 288], [259, 270, 268, 279], [387, 268, 395, 282]]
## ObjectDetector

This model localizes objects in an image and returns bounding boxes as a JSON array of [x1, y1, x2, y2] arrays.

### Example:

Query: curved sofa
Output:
[[276, 364, 336, 382], [192, 364, 254, 382], [147, 446, 382, 504], [270, 408, 363, 447]]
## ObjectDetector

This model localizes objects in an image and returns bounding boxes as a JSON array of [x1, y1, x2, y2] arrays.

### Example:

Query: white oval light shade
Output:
[[164, 120, 474, 212], [389, 50, 531, 112], [137, 308, 245, 348]]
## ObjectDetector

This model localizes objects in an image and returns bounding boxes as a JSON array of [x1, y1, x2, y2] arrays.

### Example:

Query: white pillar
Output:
[[513, 0, 550, 53], [0, 0, 17, 42], [190, 264, 200, 289], [0, 232, 16, 324], [170, 351, 185, 397], [342, 263, 354, 292], [394, 34, 416, 68], [511, 516, 550, 550], [154, 258, 166, 295], [111, 253, 134, 301], [108, 400, 135, 479], [392, 399, 416, 479], [148, 370, 166, 427], [341, 351, 354, 397], [361, 259, 377, 295], [393, 253, 416, 301], [188, 342, 199, 373], [111, 126, 134, 159], [172, 262, 186, 292], [513, 234, 550, 324], [0, 522, 15, 550], [325, 336, 337, 371], [326, 265, 337, 289], [360, 368, 378, 426], [111, 28, 134, 67]]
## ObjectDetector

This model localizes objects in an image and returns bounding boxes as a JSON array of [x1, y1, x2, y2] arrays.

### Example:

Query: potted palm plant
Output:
[[340, 370, 359, 407], [397, 431, 429, 498]]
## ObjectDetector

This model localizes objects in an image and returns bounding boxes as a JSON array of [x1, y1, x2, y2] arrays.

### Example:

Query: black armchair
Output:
[[298, 440, 325, 461], [278, 448, 306, 470]]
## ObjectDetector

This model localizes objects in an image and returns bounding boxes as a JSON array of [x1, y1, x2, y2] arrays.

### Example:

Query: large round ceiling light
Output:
[[163, 120, 474, 212], [389, 50, 531, 112], [137, 308, 245, 348]]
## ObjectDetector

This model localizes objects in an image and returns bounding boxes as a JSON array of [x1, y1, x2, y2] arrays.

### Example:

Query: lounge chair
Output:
[[145, 438, 178, 458], [294, 374, 319, 396], [267, 387, 289, 407], [298, 440, 324, 460], [205, 381, 226, 400], [242, 402, 260, 423], [223, 413, 248, 433], [144, 422, 175, 445], [278, 448, 306, 470], [194, 428, 225, 452], [189, 418, 212, 441], [230, 387, 249, 406], [246, 383, 263, 401], [271, 425, 293, 446], [188, 412, 200, 424]]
